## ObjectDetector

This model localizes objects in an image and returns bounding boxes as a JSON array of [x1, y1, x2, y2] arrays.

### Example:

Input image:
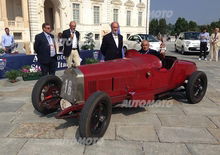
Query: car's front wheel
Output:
[[31, 75, 62, 115], [186, 71, 207, 104], [175, 44, 178, 52], [181, 46, 185, 55], [79, 91, 112, 139]]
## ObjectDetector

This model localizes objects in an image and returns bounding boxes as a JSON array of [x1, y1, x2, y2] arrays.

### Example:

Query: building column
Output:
[[59, 8, 64, 31], [28, 0, 41, 53], [54, 8, 61, 33], [22, 0, 29, 27], [146, 0, 150, 34], [1, 0, 8, 25], [106, 0, 111, 24]]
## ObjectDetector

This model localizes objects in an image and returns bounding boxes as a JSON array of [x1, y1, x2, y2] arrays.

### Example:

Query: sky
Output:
[[151, 0, 220, 25]]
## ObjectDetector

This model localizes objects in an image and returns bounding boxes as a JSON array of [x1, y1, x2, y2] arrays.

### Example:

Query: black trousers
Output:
[[200, 42, 208, 59], [40, 57, 57, 76]]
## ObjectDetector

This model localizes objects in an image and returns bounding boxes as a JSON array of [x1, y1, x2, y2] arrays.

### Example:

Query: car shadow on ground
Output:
[[169, 91, 189, 104], [112, 106, 146, 115]]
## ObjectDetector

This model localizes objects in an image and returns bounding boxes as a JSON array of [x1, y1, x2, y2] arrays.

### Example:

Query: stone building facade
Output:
[[0, 0, 30, 43], [0, 0, 150, 51]]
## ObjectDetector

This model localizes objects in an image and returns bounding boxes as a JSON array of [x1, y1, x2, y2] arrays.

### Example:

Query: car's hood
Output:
[[184, 40, 200, 43], [149, 42, 161, 51]]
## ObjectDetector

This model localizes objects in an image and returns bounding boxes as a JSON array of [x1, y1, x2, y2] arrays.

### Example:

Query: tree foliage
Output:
[[149, 17, 220, 36], [174, 17, 189, 34], [149, 19, 159, 36], [81, 33, 95, 50]]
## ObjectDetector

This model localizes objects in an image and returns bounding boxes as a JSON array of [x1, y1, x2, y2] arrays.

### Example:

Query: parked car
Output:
[[175, 32, 210, 54], [31, 50, 207, 140], [124, 34, 161, 51]]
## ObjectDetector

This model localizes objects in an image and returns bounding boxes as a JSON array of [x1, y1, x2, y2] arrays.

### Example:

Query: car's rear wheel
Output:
[[79, 91, 112, 139], [31, 75, 62, 115], [186, 71, 207, 104]]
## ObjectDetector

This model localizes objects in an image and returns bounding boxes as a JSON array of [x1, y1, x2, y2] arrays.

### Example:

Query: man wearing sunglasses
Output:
[[34, 23, 57, 76]]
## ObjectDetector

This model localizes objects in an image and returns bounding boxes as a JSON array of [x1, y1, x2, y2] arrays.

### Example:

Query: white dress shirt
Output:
[[112, 33, 119, 48], [70, 30, 77, 49]]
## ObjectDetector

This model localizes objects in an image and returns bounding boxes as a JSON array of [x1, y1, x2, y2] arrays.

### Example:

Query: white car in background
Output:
[[124, 34, 161, 51], [175, 32, 210, 55]]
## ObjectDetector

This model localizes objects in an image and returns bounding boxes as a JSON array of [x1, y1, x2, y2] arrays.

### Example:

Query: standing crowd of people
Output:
[[33, 21, 166, 76], [199, 27, 220, 62], [2, 21, 219, 76]]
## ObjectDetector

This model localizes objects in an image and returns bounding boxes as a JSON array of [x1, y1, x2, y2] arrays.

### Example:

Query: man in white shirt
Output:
[[62, 21, 81, 67], [100, 22, 123, 61], [1, 28, 16, 53]]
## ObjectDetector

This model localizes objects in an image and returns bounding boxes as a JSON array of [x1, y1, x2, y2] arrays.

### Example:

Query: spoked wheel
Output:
[[90, 102, 108, 136], [79, 91, 112, 139], [31, 75, 62, 115], [186, 71, 207, 104]]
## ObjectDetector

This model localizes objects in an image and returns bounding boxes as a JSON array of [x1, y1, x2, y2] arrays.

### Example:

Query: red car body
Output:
[[80, 51, 196, 102], [57, 50, 197, 118], [32, 50, 206, 139]]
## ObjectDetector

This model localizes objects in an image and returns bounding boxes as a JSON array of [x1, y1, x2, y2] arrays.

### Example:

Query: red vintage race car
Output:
[[31, 50, 207, 139]]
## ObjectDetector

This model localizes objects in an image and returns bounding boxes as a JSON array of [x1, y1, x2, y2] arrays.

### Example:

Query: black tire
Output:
[[79, 91, 112, 139], [181, 47, 185, 55], [31, 75, 62, 115], [175, 45, 178, 52], [186, 71, 207, 104]]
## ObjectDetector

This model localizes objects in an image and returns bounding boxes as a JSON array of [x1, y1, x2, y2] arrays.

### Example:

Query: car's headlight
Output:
[[185, 41, 191, 45]]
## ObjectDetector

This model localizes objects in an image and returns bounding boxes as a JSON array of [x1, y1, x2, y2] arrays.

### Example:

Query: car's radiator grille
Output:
[[88, 81, 97, 94]]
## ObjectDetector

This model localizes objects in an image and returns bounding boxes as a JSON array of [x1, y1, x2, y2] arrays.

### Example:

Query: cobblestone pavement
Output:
[[0, 42, 220, 155]]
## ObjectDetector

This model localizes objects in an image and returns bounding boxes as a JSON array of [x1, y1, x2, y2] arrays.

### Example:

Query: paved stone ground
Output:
[[1, 42, 220, 155]]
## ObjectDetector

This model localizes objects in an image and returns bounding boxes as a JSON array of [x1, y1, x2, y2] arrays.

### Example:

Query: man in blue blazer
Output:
[[100, 22, 123, 61], [34, 23, 57, 76]]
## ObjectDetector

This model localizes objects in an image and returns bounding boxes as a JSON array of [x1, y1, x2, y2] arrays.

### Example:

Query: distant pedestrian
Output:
[[34, 23, 57, 76], [199, 28, 209, 61], [210, 28, 220, 61], [58, 32, 63, 53], [1, 28, 17, 53]]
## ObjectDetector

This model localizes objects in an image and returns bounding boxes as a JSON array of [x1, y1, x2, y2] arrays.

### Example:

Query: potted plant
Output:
[[21, 65, 42, 81], [0, 48, 5, 55], [5, 70, 20, 83], [85, 58, 99, 64]]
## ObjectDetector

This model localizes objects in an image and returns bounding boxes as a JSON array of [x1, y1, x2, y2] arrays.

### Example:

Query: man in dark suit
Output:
[[100, 22, 123, 61], [138, 40, 165, 59], [34, 23, 57, 76], [62, 21, 81, 68]]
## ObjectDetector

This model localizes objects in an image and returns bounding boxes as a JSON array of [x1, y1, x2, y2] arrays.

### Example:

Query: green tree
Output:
[[158, 18, 167, 35], [81, 33, 95, 50], [174, 17, 189, 34], [188, 20, 198, 31], [167, 23, 175, 35], [149, 19, 159, 35]]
